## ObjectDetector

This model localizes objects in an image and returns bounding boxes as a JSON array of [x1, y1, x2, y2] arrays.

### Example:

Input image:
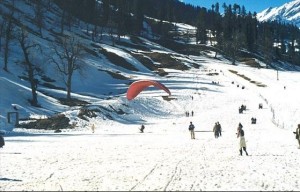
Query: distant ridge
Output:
[[257, 0, 300, 27]]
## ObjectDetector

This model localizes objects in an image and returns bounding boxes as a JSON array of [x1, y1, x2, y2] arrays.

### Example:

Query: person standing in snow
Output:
[[0, 135, 4, 148], [293, 124, 300, 149], [188, 122, 195, 139], [91, 124, 95, 133], [213, 122, 219, 138], [140, 124, 145, 133], [217, 122, 222, 137], [237, 124, 248, 156]]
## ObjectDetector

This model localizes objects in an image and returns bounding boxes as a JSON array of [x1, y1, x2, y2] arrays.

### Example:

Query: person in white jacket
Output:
[[237, 124, 248, 156]]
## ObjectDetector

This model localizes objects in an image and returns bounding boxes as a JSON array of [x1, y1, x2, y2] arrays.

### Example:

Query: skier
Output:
[[237, 125, 248, 156], [188, 122, 195, 139]]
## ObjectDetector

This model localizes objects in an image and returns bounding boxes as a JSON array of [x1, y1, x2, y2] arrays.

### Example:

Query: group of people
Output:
[[185, 111, 194, 117], [251, 117, 257, 124], [239, 104, 247, 114], [204, 121, 299, 155], [137, 119, 300, 154], [213, 122, 222, 138], [188, 121, 250, 156]]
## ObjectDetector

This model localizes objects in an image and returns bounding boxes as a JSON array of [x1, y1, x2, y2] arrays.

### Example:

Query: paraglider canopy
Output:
[[126, 79, 171, 100]]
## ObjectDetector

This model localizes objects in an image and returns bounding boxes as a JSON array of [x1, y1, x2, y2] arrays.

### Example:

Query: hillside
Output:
[[0, 0, 300, 133], [1, 1, 300, 191], [0, 0, 198, 130]]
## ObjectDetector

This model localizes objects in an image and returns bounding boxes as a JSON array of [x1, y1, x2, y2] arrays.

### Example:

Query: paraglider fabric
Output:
[[126, 80, 171, 100]]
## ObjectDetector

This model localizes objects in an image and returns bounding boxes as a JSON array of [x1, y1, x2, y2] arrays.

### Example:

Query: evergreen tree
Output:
[[133, 0, 144, 35], [196, 8, 207, 44]]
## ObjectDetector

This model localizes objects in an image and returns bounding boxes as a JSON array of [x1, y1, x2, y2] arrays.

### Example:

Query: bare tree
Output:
[[51, 36, 84, 100], [17, 26, 41, 107]]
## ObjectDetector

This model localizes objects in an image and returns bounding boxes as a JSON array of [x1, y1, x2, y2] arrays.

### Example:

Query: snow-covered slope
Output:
[[1, 53, 300, 191], [0, 0, 189, 127], [257, 0, 300, 27], [1, 1, 300, 191]]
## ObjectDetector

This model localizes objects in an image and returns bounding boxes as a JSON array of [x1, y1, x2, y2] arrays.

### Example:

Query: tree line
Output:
[[195, 3, 300, 65], [54, 0, 300, 65]]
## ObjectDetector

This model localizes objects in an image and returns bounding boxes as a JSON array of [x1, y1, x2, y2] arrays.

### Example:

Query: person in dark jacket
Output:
[[188, 122, 195, 139], [293, 124, 300, 149], [238, 122, 243, 129], [213, 122, 219, 138], [217, 122, 222, 137], [0, 135, 4, 148], [140, 124, 145, 133], [237, 125, 248, 156]]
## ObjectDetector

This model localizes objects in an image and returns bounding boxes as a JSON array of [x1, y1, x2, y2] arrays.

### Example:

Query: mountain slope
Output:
[[257, 0, 300, 27], [0, 0, 199, 130]]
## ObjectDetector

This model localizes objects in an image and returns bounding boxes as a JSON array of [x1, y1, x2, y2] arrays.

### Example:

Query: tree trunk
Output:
[[4, 39, 9, 71], [28, 66, 38, 106], [25, 54, 38, 106], [66, 73, 72, 100], [19, 33, 38, 107], [4, 20, 13, 72]]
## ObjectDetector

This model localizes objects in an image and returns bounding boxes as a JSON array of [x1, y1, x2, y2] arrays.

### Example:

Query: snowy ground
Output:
[[1, 57, 300, 191]]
